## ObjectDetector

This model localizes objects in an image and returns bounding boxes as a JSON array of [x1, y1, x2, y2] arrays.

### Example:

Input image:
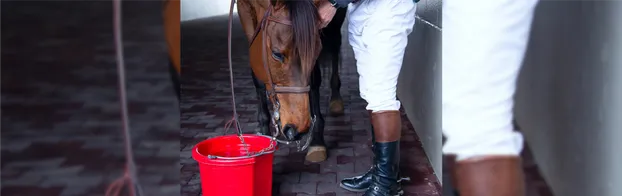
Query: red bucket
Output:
[[192, 134, 277, 196]]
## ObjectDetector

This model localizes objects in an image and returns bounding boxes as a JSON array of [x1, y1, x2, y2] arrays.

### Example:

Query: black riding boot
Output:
[[339, 122, 376, 192], [364, 140, 401, 196], [363, 111, 402, 196], [340, 111, 403, 194]]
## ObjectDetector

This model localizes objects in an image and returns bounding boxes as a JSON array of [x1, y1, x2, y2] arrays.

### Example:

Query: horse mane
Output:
[[282, 0, 320, 76]]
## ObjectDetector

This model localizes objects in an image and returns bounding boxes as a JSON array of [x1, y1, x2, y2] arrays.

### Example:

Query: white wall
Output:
[[397, 0, 442, 182], [181, 0, 237, 21], [514, 2, 622, 196]]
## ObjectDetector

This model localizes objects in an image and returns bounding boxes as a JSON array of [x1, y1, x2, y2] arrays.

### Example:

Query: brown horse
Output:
[[251, 6, 347, 163], [236, 0, 336, 142]]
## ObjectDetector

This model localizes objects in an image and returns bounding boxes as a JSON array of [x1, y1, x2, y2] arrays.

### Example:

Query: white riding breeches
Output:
[[347, 0, 417, 112], [442, 0, 539, 160]]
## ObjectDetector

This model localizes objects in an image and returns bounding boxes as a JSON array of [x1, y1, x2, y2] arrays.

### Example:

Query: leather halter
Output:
[[249, 5, 311, 96], [226, 1, 316, 149]]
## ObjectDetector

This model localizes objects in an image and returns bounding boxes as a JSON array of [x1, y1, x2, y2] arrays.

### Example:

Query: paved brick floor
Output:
[[1, 2, 179, 196], [179, 16, 441, 196]]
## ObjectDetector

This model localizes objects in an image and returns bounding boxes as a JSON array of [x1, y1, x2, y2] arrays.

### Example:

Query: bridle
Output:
[[226, 0, 315, 151], [250, 4, 313, 123]]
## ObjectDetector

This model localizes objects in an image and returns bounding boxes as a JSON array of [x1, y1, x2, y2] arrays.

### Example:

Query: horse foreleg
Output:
[[168, 60, 180, 100], [328, 48, 344, 116], [252, 71, 271, 136], [305, 63, 327, 163]]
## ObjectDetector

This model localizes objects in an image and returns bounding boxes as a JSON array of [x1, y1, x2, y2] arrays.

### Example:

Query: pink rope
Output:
[[106, 0, 143, 195]]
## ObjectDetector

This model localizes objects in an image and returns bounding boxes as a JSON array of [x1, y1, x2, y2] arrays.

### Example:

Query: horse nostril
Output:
[[283, 124, 300, 141]]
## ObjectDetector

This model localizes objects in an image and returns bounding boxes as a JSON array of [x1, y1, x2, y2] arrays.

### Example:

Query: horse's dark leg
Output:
[[328, 44, 344, 116], [168, 60, 180, 100], [327, 8, 347, 116], [305, 62, 327, 163], [252, 71, 271, 136]]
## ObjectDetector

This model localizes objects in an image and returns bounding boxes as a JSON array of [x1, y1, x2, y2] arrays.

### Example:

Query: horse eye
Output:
[[271, 52, 284, 62]]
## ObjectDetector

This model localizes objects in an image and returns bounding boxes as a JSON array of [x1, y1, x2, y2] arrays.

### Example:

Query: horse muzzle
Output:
[[283, 124, 306, 141]]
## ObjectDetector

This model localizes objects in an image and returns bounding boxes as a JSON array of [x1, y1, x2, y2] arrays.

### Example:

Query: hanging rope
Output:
[[105, 0, 144, 195]]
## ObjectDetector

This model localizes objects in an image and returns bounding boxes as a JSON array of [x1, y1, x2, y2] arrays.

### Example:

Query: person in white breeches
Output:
[[442, 0, 539, 195], [328, 0, 417, 195]]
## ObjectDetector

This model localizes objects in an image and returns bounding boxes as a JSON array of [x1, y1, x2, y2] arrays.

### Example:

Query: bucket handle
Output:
[[205, 148, 277, 160], [202, 135, 278, 160]]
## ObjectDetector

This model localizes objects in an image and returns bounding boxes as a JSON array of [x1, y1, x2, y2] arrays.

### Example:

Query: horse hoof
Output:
[[329, 99, 344, 116], [305, 146, 327, 163]]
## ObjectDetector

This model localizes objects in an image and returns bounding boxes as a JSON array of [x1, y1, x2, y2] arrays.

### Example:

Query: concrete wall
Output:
[[181, 0, 236, 21], [397, 0, 443, 181], [609, 2, 622, 195], [514, 1, 622, 196]]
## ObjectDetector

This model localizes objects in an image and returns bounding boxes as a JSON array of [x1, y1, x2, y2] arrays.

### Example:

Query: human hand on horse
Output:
[[316, 0, 339, 28]]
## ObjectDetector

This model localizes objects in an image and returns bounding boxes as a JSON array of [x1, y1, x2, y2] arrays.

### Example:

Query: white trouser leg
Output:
[[347, 0, 417, 112], [442, 0, 539, 160]]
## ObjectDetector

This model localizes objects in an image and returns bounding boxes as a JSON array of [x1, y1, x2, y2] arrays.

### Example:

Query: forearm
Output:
[[329, 0, 419, 8]]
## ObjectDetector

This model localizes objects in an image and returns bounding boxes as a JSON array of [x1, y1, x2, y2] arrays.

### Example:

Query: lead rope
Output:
[[105, 0, 145, 195], [222, 0, 248, 153], [218, 0, 277, 158]]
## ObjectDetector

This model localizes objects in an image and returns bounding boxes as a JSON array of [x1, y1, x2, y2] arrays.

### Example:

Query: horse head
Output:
[[246, 0, 336, 141]]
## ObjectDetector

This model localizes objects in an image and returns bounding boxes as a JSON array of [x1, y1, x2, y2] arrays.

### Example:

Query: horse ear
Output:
[[315, 0, 337, 28]]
